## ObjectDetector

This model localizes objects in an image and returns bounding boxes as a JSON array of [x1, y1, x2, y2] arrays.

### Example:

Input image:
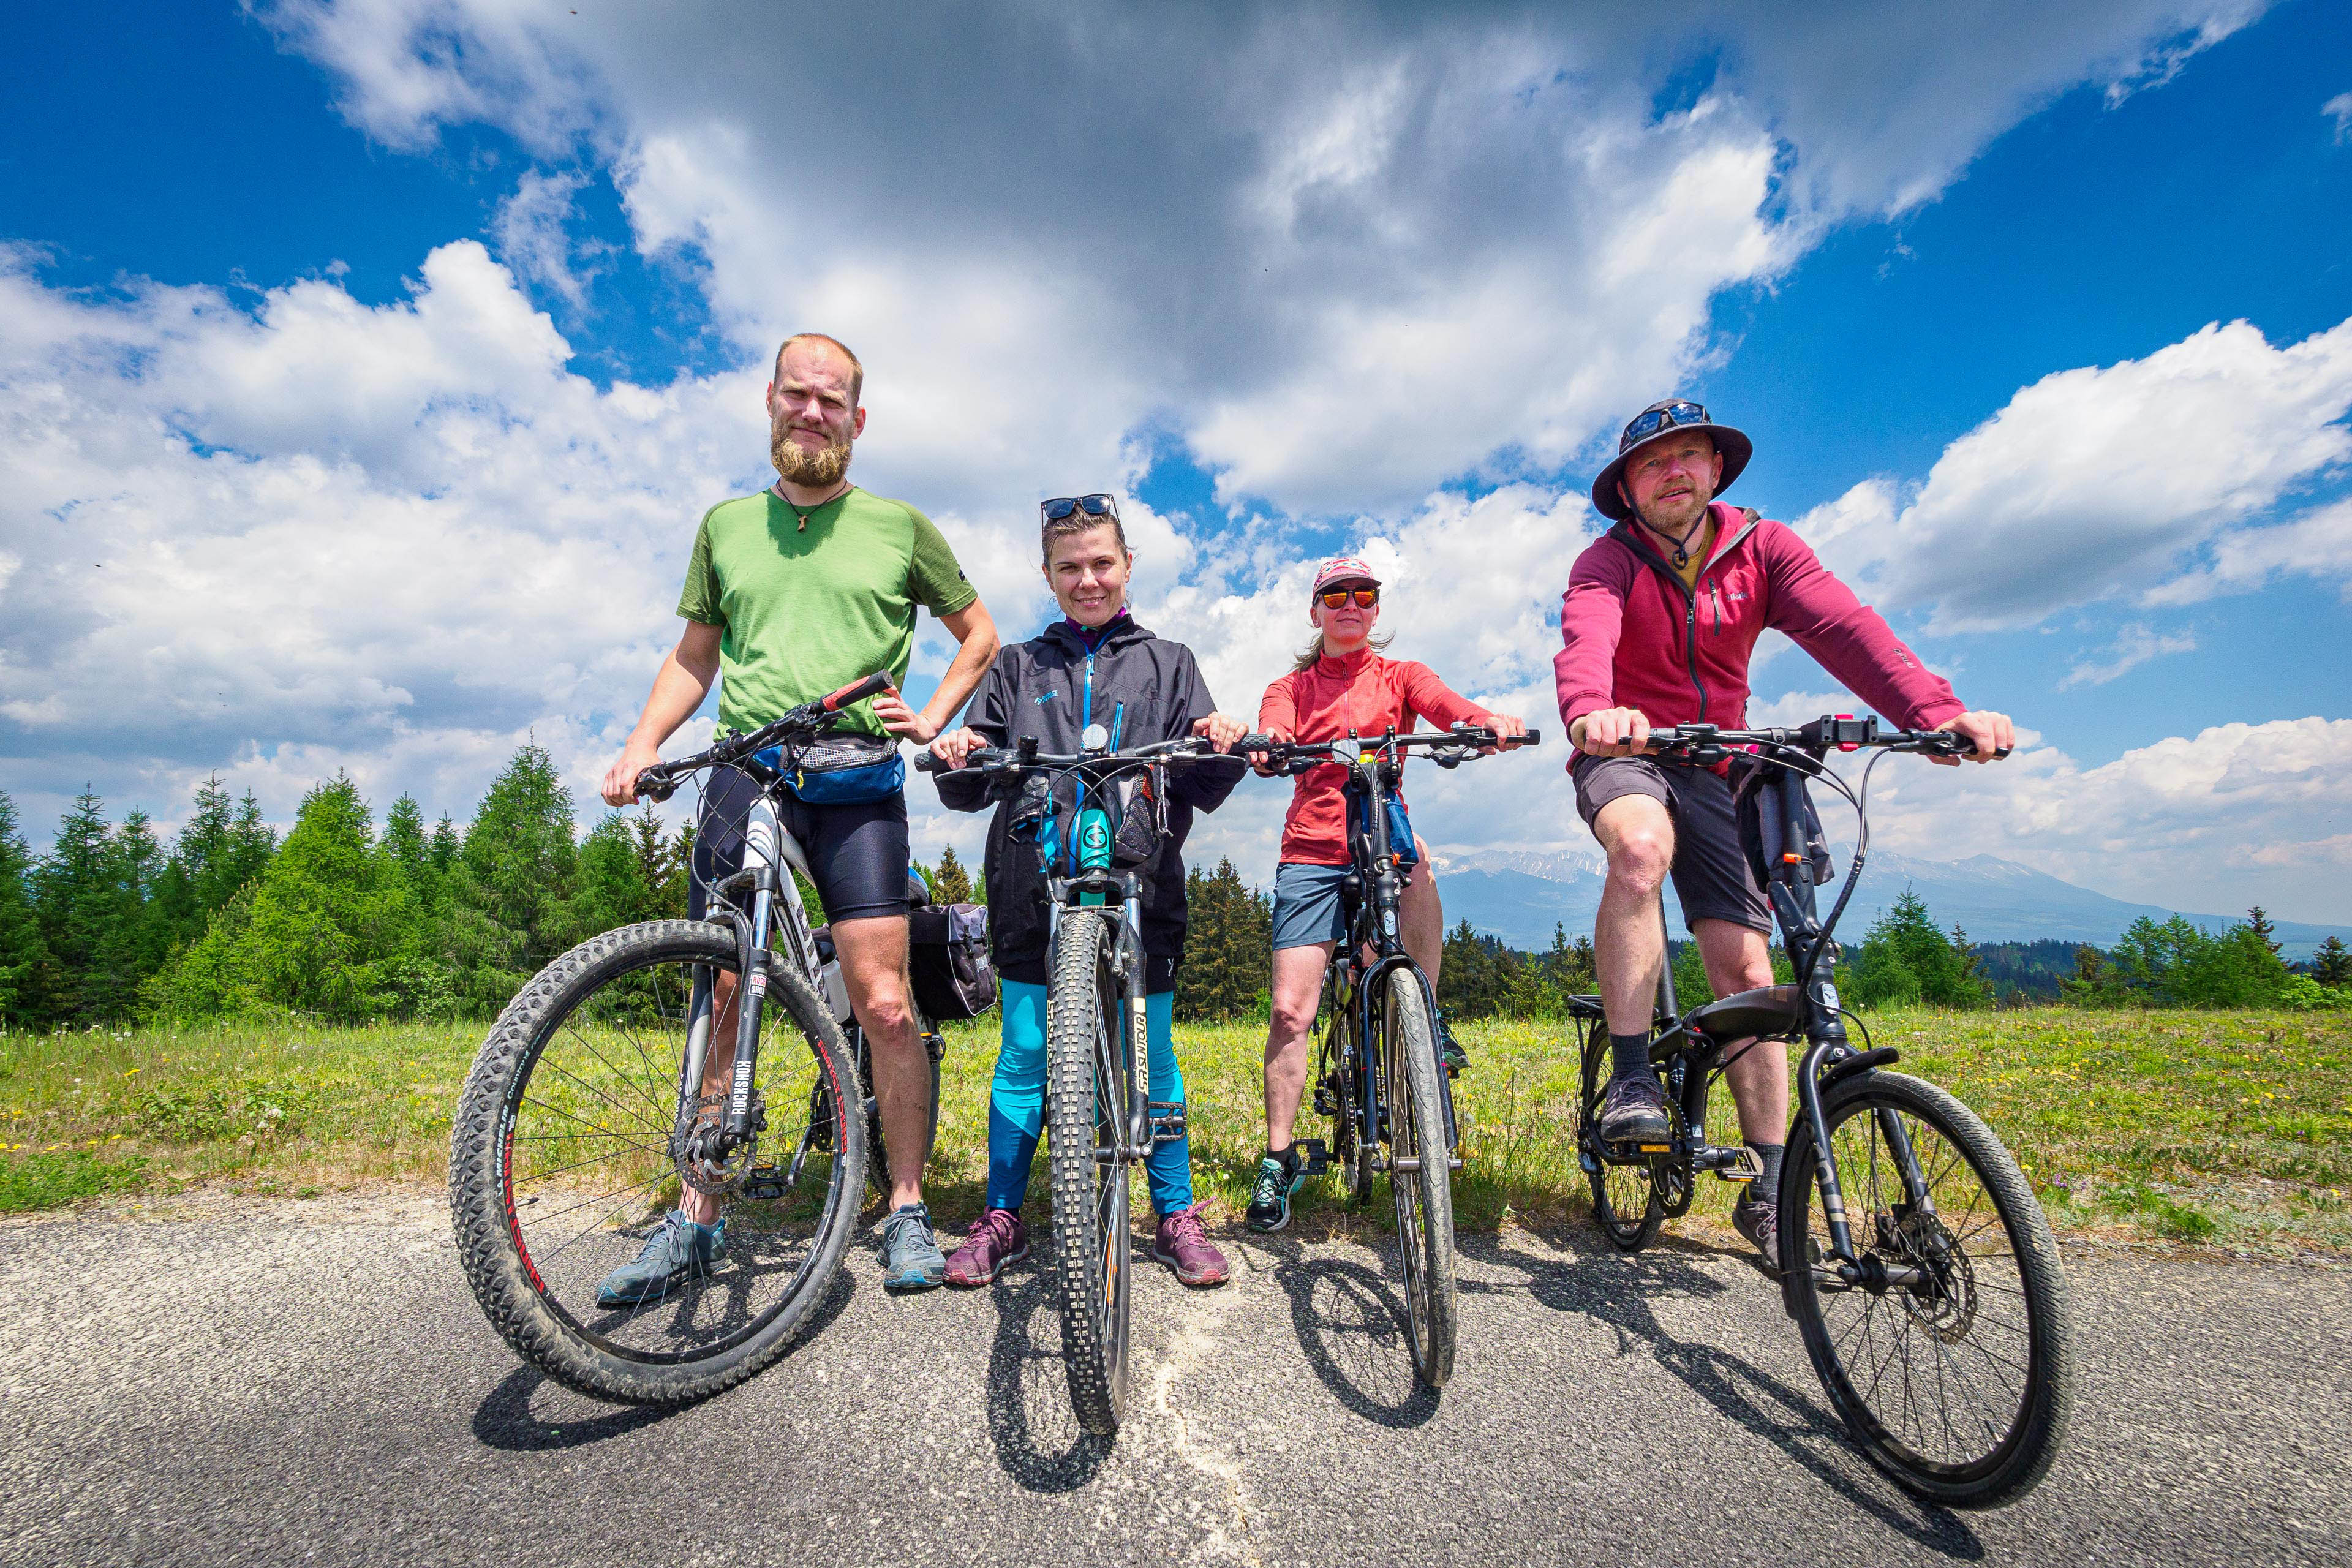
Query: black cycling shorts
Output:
[[689, 766, 911, 924], [1572, 754, 1771, 935]]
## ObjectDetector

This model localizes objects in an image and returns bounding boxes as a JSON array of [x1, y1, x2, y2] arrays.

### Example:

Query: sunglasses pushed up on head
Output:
[[1041, 493, 1118, 523], [1318, 587, 1379, 610], [1618, 400, 1711, 449]]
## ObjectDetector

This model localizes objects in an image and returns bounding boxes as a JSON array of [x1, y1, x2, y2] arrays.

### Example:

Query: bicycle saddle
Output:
[[1686, 984, 1804, 1040]]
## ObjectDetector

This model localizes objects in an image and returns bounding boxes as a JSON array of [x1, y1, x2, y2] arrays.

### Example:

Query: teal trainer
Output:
[[878, 1202, 948, 1292], [1244, 1149, 1306, 1233], [595, 1210, 728, 1308]]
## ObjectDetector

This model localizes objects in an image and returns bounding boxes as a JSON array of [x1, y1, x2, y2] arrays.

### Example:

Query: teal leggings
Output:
[[987, 981, 1191, 1215]]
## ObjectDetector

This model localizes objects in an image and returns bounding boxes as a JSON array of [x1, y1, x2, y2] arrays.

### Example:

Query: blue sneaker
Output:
[[878, 1203, 947, 1292], [595, 1210, 728, 1308], [1245, 1149, 1306, 1233]]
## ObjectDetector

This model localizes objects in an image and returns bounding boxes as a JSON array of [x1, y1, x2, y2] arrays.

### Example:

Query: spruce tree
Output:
[[224, 775, 424, 1020], [2245, 907, 2282, 957], [217, 790, 278, 905], [933, 844, 974, 904], [112, 809, 171, 984], [2315, 935, 2352, 989], [573, 813, 658, 935], [0, 792, 50, 1025], [383, 795, 435, 900], [447, 744, 582, 1009], [32, 789, 123, 1023]]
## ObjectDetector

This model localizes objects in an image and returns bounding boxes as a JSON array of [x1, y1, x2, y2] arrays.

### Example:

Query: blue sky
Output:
[[2, 1, 2349, 919]]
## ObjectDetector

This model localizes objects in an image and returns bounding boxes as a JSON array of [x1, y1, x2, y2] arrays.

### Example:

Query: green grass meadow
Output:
[[4, 1009, 2348, 1252]]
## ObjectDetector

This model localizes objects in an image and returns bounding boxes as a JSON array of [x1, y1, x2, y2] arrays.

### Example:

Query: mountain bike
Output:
[[1572, 715, 2070, 1507], [1250, 722, 1540, 1391], [448, 672, 898, 1405], [916, 726, 1242, 1436]]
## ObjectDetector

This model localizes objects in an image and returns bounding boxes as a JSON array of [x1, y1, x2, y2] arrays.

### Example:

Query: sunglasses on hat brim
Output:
[[1041, 493, 1118, 522], [1317, 587, 1379, 609], [1619, 401, 1712, 449]]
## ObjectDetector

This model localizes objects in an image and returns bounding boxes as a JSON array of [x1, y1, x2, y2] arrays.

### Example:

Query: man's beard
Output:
[[772, 422, 853, 488], [1634, 480, 1712, 541]]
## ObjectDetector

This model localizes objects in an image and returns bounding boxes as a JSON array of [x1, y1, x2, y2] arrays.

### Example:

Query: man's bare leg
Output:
[[1593, 795, 1676, 1038], [832, 914, 928, 1210], [1692, 918, 1784, 1142], [1262, 941, 1336, 1154], [680, 968, 739, 1227]]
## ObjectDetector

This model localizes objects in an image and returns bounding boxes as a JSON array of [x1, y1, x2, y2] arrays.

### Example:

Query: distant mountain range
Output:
[[1430, 847, 2352, 960]]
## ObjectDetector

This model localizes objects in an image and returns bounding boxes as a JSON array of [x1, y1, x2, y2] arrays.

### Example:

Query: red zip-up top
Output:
[[1258, 647, 1493, 865], [1553, 502, 1963, 747]]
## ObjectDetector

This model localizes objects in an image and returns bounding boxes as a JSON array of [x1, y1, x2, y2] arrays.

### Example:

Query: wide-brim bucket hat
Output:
[[1591, 398, 1752, 522]]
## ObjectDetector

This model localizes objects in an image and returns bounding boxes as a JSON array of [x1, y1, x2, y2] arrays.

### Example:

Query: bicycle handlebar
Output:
[[1240, 723, 1541, 775], [1638, 715, 2009, 764], [913, 734, 1236, 775], [631, 670, 898, 802]]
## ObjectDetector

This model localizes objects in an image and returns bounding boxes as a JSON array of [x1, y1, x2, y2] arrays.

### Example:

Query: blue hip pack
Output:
[[753, 734, 905, 805]]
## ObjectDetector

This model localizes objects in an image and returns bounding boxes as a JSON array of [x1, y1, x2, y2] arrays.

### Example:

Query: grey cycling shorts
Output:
[[1572, 754, 1771, 935]]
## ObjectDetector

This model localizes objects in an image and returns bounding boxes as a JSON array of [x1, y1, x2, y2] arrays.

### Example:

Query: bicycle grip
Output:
[[635, 769, 679, 803], [821, 671, 895, 712], [1509, 728, 1542, 747], [912, 749, 946, 773]]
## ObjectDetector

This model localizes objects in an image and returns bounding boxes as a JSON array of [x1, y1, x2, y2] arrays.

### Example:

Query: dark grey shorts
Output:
[[1572, 755, 1771, 934]]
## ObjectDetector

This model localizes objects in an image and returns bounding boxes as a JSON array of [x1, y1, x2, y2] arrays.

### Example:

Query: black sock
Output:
[[1265, 1145, 1299, 1172], [1610, 1031, 1660, 1086], [1747, 1141, 1785, 1196]]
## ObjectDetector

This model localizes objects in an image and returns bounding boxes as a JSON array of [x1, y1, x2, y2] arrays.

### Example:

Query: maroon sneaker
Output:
[[943, 1207, 1028, 1287], [1152, 1202, 1230, 1287]]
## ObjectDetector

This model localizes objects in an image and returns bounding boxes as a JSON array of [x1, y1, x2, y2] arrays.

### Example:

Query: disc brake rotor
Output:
[[673, 1091, 762, 1198]]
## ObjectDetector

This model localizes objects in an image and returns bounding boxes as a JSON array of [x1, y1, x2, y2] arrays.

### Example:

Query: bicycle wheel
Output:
[[1045, 909, 1133, 1435], [1782, 1070, 2073, 1509], [1578, 1027, 1664, 1251], [450, 921, 864, 1405], [1383, 968, 1457, 1389]]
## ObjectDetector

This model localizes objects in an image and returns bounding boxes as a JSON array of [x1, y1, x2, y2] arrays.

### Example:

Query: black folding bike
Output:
[[449, 672, 900, 1405], [917, 727, 1243, 1435], [1572, 716, 2071, 1508], [1251, 722, 1540, 1391]]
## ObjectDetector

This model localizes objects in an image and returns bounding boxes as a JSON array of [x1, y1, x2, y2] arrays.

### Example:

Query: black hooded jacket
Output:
[[932, 613, 1243, 985]]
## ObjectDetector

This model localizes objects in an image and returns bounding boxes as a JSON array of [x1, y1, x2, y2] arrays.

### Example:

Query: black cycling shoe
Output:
[[1597, 1074, 1672, 1144], [1245, 1150, 1305, 1233], [1733, 1193, 1781, 1275], [1438, 1013, 1469, 1078]]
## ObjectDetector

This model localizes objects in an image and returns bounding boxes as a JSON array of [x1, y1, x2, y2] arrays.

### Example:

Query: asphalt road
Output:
[[2, 1197, 2346, 1567]]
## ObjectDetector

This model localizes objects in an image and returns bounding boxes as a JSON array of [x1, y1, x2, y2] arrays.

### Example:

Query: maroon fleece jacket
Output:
[[1553, 502, 1963, 743]]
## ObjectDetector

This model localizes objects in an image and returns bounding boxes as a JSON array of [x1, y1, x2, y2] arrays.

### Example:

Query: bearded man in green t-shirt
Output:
[[600, 332, 1000, 1295]]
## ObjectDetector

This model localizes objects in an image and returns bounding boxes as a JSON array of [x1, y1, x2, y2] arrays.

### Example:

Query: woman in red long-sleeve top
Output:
[[1242, 556, 1528, 1233]]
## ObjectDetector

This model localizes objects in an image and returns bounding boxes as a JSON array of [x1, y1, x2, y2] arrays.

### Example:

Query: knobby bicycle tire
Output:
[[1781, 1070, 2072, 1509], [449, 920, 865, 1406], [1384, 968, 1457, 1389], [1046, 909, 1133, 1435], [1578, 1026, 1664, 1251]]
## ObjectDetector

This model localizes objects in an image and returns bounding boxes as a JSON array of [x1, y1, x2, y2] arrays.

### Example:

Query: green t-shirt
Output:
[[676, 486, 978, 738]]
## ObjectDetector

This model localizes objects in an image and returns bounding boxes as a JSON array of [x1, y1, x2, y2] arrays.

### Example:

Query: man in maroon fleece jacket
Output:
[[1554, 398, 2013, 1265]]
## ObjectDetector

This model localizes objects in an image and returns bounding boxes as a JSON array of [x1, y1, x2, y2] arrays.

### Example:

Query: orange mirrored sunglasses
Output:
[[1317, 587, 1379, 609]]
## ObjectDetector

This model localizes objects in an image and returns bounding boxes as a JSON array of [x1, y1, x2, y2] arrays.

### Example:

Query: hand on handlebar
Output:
[[602, 739, 664, 807], [929, 726, 987, 770], [1475, 711, 1529, 754], [1571, 706, 1652, 758], [1933, 710, 2014, 766], [1245, 726, 1292, 776], [1191, 711, 1251, 753]]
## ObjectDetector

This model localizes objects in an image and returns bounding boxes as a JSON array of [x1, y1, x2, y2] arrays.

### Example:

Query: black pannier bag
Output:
[[908, 902, 997, 1020]]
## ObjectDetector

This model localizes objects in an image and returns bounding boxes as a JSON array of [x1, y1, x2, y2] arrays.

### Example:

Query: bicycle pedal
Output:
[[1148, 1099, 1187, 1145], [1708, 1145, 1764, 1183], [1295, 1138, 1332, 1177], [741, 1166, 792, 1200]]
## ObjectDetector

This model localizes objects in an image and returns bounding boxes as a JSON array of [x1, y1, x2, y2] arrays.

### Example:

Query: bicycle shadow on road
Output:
[[1471, 1232, 1986, 1560], [469, 1263, 858, 1453], [1246, 1234, 1440, 1430], [981, 1265, 1114, 1492]]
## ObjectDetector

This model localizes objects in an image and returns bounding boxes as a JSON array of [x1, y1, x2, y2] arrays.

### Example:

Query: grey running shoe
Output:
[[595, 1210, 727, 1308], [1597, 1074, 1672, 1144], [1733, 1194, 1781, 1274], [878, 1202, 948, 1292], [1245, 1151, 1305, 1233]]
